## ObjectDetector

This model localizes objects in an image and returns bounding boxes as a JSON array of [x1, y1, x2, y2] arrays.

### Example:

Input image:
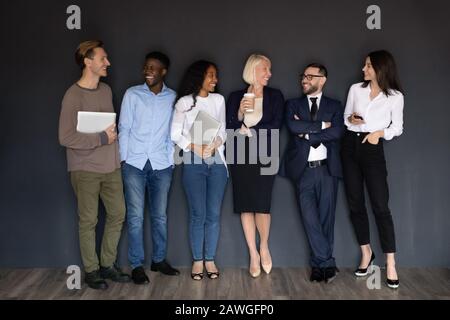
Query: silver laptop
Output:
[[189, 110, 221, 145], [77, 111, 116, 133]]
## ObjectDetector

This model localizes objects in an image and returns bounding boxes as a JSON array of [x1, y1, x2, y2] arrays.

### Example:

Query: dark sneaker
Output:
[[310, 267, 324, 282], [151, 260, 180, 276], [100, 264, 131, 283], [85, 270, 108, 290], [131, 266, 150, 285]]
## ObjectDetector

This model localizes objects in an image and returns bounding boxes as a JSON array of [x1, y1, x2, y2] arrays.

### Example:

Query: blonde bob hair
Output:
[[242, 54, 271, 85]]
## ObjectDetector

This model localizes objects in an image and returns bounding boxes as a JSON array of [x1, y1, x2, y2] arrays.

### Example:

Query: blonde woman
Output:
[[226, 54, 284, 277]]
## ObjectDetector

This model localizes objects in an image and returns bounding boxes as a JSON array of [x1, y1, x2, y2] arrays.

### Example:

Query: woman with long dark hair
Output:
[[171, 60, 228, 280], [342, 50, 404, 289]]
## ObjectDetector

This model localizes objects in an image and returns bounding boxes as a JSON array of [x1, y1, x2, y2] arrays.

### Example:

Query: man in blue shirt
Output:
[[119, 52, 179, 284]]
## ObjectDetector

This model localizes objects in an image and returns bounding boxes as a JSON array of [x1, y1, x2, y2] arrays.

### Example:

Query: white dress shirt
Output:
[[344, 82, 404, 140], [306, 92, 327, 161], [171, 93, 227, 166]]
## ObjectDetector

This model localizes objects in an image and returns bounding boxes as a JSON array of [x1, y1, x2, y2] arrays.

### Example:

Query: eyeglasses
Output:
[[300, 74, 325, 81]]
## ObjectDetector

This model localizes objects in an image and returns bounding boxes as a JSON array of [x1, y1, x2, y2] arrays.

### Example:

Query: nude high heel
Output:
[[262, 261, 272, 274], [260, 248, 272, 274], [249, 254, 261, 278]]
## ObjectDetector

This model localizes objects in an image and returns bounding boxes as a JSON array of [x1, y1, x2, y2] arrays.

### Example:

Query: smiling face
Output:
[[199, 65, 218, 96], [254, 59, 272, 87], [362, 57, 377, 83], [85, 47, 111, 78], [301, 66, 326, 95], [143, 58, 166, 89]]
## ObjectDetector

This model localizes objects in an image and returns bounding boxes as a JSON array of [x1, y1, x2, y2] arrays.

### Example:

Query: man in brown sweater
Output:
[[59, 40, 130, 290]]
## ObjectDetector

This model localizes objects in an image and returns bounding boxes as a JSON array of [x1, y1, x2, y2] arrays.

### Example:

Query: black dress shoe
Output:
[[386, 278, 400, 289], [131, 266, 149, 285], [151, 260, 180, 276], [324, 267, 338, 283], [85, 270, 108, 290], [354, 252, 375, 277], [310, 267, 324, 282], [100, 264, 131, 283]]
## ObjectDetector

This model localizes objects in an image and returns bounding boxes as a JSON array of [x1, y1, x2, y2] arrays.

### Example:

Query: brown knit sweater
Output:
[[58, 82, 120, 173]]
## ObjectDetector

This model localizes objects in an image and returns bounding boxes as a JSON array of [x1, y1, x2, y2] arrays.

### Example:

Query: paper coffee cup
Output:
[[243, 93, 255, 113]]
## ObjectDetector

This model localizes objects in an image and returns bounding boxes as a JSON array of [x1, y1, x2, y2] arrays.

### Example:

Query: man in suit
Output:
[[280, 63, 344, 283]]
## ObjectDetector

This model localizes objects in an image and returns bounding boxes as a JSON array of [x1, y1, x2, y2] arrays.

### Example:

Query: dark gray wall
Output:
[[1, 0, 449, 268]]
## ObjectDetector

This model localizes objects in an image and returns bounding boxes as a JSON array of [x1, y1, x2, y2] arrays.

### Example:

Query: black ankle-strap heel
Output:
[[354, 252, 375, 277]]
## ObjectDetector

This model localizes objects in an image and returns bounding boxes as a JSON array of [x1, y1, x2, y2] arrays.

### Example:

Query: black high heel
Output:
[[386, 278, 399, 289], [191, 261, 204, 281], [191, 272, 204, 281], [205, 261, 220, 279], [354, 252, 375, 277], [386, 263, 400, 289], [206, 271, 220, 279]]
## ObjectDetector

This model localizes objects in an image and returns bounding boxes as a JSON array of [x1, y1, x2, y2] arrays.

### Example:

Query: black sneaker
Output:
[[85, 270, 108, 290], [100, 264, 131, 283], [310, 267, 324, 282], [150, 260, 180, 276], [131, 266, 150, 285]]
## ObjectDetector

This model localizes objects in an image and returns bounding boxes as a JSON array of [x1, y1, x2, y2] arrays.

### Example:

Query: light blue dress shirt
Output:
[[119, 83, 176, 170]]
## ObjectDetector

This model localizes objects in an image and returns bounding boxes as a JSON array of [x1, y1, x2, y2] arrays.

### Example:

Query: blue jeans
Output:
[[122, 160, 173, 269], [182, 152, 228, 261]]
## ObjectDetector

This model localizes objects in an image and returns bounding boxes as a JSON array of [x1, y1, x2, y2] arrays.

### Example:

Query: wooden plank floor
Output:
[[0, 268, 449, 300]]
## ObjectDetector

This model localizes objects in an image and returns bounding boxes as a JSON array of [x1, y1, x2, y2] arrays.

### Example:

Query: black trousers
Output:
[[341, 130, 396, 253]]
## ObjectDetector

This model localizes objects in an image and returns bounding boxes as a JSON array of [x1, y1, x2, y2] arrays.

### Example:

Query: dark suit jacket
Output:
[[226, 86, 284, 163], [279, 95, 344, 182]]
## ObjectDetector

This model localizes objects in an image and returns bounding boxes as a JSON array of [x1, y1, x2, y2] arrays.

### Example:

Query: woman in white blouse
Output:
[[171, 60, 228, 280], [342, 50, 404, 289]]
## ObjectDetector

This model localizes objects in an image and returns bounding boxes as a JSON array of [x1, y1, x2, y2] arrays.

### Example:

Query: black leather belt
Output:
[[307, 159, 327, 168]]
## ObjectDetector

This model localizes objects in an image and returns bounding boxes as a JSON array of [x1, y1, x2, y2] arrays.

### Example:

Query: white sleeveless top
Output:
[[243, 98, 263, 127]]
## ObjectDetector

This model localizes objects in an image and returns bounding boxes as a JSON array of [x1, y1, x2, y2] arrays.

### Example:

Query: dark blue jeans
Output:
[[122, 161, 173, 269], [182, 152, 228, 261]]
